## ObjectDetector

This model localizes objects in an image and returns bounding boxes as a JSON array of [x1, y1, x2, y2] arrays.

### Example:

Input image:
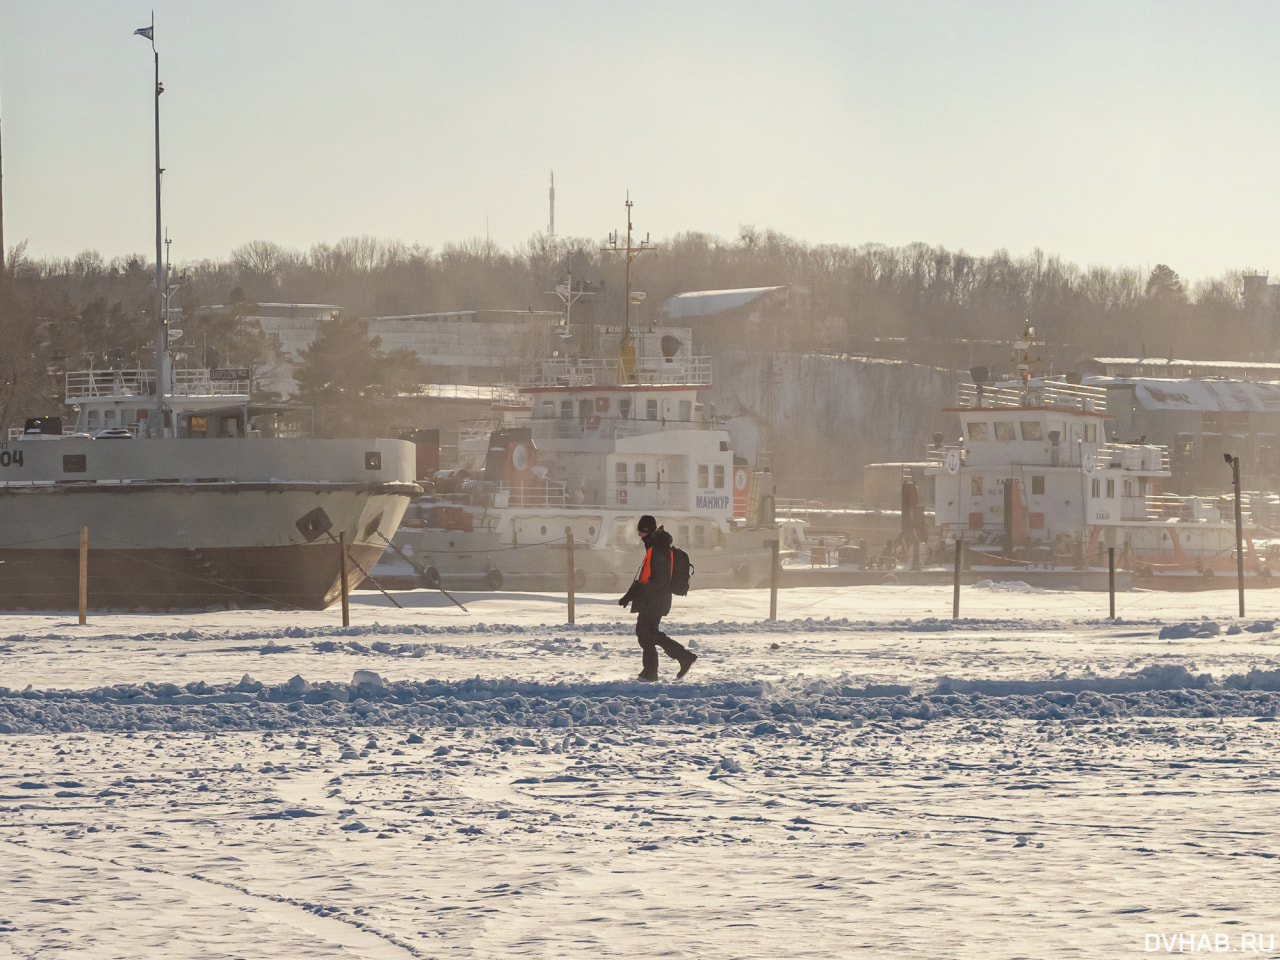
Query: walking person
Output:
[[618, 515, 697, 681]]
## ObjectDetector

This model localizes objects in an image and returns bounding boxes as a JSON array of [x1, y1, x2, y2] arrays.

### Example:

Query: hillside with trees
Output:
[[1, 230, 1273, 436]]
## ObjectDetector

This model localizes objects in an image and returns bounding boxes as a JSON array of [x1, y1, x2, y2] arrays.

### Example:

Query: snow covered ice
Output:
[[2, 583, 1279, 958]]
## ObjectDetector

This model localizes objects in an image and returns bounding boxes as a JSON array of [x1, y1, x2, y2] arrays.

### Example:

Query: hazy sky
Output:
[[2, 0, 1278, 283]]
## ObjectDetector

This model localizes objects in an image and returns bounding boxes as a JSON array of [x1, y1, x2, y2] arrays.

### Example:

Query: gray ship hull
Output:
[[0, 438, 419, 610]]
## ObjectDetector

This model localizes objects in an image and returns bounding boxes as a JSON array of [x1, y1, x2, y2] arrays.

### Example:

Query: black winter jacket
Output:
[[620, 527, 674, 617]]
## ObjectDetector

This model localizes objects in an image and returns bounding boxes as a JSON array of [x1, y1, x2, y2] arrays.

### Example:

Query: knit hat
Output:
[[637, 514, 657, 534]]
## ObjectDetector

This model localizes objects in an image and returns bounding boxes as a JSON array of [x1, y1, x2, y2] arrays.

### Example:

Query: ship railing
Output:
[[956, 380, 1107, 414], [1094, 443, 1169, 473], [458, 416, 722, 443], [486, 481, 693, 511], [1138, 494, 1240, 524], [520, 355, 713, 387], [65, 368, 250, 400]]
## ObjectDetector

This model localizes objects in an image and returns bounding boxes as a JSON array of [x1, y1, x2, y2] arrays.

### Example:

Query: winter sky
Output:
[[2, 0, 1279, 282]]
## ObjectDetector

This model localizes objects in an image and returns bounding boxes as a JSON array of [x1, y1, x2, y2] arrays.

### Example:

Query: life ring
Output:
[[421, 565, 441, 588], [485, 568, 504, 590], [574, 567, 587, 589], [1201, 568, 1215, 587], [944, 449, 961, 475]]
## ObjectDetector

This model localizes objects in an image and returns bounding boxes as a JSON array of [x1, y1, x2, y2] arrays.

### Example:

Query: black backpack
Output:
[[670, 546, 693, 596]]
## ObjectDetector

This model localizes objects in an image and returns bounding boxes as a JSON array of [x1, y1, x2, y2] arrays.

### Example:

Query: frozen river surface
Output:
[[1, 582, 1278, 958]]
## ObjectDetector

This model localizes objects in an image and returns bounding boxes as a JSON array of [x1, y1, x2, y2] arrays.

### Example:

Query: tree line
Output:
[[0, 229, 1273, 433]]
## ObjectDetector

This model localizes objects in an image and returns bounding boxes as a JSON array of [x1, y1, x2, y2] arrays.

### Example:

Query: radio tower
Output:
[[548, 171, 555, 246]]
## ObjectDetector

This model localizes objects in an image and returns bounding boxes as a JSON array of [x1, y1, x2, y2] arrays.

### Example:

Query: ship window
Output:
[[679, 524, 690, 543], [578, 399, 592, 422], [714, 465, 725, 489], [1106, 479, 1115, 498], [1031, 475, 1045, 495], [694, 525, 706, 547], [1086, 423, 1097, 442], [698, 464, 709, 488], [1092, 478, 1101, 497], [88, 410, 99, 425], [971, 476, 984, 496], [678, 400, 692, 420], [994, 421, 1015, 441], [1124, 479, 1135, 497], [616, 462, 627, 485], [540, 401, 555, 418], [104, 409, 116, 424], [1020, 421, 1043, 440], [619, 398, 631, 419], [967, 421, 989, 441], [635, 462, 647, 486], [560, 400, 573, 419], [646, 398, 659, 420]]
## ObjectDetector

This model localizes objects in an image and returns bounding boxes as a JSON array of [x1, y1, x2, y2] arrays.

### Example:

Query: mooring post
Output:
[[1108, 546, 1116, 619], [565, 526, 576, 625], [769, 539, 780, 621], [339, 531, 350, 627], [79, 526, 88, 625], [952, 538, 962, 620]]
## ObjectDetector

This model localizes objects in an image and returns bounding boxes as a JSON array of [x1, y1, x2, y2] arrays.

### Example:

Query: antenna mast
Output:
[[136, 14, 167, 434], [604, 194, 654, 382], [548, 171, 555, 245]]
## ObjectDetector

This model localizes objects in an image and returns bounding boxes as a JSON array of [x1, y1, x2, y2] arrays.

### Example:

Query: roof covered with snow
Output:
[[662, 285, 787, 320], [1096, 377, 1280, 413]]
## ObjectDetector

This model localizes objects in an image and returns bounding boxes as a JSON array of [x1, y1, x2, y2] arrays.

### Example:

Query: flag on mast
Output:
[[134, 25, 153, 40]]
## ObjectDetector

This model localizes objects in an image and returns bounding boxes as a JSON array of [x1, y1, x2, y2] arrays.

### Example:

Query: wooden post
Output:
[[1108, 546, 1116, 619], [78, 526, 88, 625], [952, 538, 962, 621], [769, 539, 780, 621], [339, 531, 350, 627], [565, 526, 576, 625]]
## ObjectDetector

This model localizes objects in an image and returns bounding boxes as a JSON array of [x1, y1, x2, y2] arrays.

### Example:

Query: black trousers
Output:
[[636, 611, 688, 676]]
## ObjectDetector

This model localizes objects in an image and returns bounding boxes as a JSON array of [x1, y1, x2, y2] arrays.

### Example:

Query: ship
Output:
[[0, 23, 419, 611], [926, 324, 1270, 588], [367, 202, 779, 592]]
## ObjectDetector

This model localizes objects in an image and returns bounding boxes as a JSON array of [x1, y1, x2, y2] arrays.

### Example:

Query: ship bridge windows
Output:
[[616, 462, 627, 486], [966, 421, 990, 441], [714, 464, 725, 488], [560, 400, 573, 419], [635, 463, 647, 486], [619, 398, 632, 419], [698, 464, 709, 488], [1020, 421, 1043, 441], [646, 398, 659, 421], [1092, 478, 1101, 498], [994, 421, 1016, 441]]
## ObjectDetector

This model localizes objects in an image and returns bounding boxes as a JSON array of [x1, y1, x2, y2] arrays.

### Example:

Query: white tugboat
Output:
[[0, 22, 418, 610], [928, 324, 1267, 588], [369, 201, 778, 591]]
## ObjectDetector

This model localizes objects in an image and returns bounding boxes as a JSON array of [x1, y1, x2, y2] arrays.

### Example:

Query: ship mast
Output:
[[605, 194, 653, 382], [136, 16, 166, 434]]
